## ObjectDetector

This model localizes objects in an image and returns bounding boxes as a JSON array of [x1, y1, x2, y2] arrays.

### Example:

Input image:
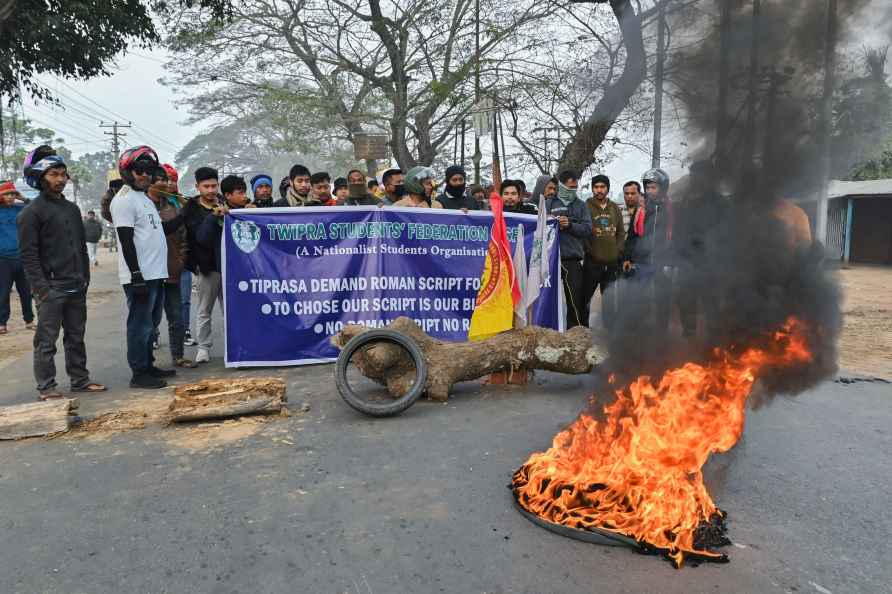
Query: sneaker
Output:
[[183, 331, 197, 346], [195, 348, 210, 363], [148, 366, 176, 378], [130, 374, 167, 389]]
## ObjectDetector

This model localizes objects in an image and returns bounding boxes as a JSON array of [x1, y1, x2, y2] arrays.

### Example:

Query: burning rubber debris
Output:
[[512, 319, 815, 568]]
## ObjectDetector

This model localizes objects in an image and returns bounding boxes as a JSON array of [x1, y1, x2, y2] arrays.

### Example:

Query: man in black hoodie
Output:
[[17, 145, 106, 400], [435, 165, 478, 210]]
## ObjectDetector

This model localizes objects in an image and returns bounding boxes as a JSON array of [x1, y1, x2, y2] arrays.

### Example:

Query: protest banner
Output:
[[223, 206, 562, 367]]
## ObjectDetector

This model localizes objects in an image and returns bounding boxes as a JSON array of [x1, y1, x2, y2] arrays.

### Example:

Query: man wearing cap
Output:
[[17, 145, 106, 399], [0, 180, 34, 335], [250, 174, 275, 208], [435, 165, 478, 210]]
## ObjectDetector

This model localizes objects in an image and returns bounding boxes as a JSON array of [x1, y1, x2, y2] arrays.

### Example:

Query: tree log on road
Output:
[[0, 398, 79, 440], [169, 378, 287, 423], [332, 317, 601, 402]]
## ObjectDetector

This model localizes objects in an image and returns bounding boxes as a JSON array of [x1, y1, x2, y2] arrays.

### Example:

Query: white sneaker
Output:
[[195, 348, 210, 363]]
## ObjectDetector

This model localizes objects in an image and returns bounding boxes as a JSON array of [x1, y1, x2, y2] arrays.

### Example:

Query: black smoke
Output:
[[591, 0, 891, 401]]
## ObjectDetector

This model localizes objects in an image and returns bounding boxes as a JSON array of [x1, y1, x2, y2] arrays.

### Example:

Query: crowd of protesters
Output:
[[3, 139, 813, 401]]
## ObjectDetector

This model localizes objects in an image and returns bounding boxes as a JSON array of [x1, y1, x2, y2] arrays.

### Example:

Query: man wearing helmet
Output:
[[393, 167, 444, 208], [622, 167, 674, 333], [111, 146, 184, 389], [16, 145, 106, 400]]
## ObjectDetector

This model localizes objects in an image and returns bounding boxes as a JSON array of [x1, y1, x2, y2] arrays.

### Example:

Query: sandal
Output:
[[175, 358, 197, 368], [70, 382, 107, 393], [38, 390, 66, 401], [0, 326, 7, 335]]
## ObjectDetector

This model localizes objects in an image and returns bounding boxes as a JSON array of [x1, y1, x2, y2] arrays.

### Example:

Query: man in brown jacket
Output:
[[147, 166, 194, 368], [583, 174, 625, 331]]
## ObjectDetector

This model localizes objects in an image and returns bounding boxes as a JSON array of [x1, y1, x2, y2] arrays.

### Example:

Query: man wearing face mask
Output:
[[435, 165, 478, 210], [344, 169, 380, 206], [544, 170, 592, 329], [381, 169, 403, 205]]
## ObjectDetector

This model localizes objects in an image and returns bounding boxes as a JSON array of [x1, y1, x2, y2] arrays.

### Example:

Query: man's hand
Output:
[[622, 261, 632, 273], [131, 271, 149, 303], [212, 205, 230, 217], [245, 203, 257, 209], [558, 215, 570, 229]]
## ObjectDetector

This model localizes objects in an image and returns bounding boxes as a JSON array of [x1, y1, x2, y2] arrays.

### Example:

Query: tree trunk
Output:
[[332, 317, 603, 402], [559, 0, 647, 174], [169, 378, 287, 423], [0, 398, 80, 440]]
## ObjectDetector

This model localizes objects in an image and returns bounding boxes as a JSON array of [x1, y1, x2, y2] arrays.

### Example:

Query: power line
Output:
[[19, 107, 109, 147], [99, 121, 132, 156]]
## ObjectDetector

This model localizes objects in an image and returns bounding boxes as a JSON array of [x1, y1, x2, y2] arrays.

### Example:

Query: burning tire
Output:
[[335, 329, 428, 417]]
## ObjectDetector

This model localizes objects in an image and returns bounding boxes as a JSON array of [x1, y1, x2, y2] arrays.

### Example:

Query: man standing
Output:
[[470, 184, 488, 210], [250, 174, 275, 208], [583, 175, 624, 331], [161, 163, 195, 346], [623, 168, 674, 334], [17, 146, 105, 399], [621, 180, 642, 234], [331, 177, 349, 205], [501, 180, 537, 215], [111, 146, 180, 389], [83, 210, 103, 267], [310, 172, 333, 205], [197, 175, 255, 279], [182, 166, 221, 364], [381, 169, 403, 205], [146, 166, 194, 368], [0, 180, 34, 335], [344, 169, 380, 206], [435, 165, 478, 210], [393, 167, 443, 208], [544, 170, 592, 328], [274, 164, 316, 207]]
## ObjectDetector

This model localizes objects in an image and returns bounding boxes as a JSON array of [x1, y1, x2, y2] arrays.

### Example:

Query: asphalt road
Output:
[[0, 255, 889, 594]]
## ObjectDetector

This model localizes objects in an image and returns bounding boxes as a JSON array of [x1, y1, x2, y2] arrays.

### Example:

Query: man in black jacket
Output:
[[83, 210, 103, 266], [435, 165, 478, 210], [17, 146, 106, 400]]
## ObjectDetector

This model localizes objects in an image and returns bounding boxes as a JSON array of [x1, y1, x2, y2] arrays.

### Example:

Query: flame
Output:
[[512, 317, 813, 567]]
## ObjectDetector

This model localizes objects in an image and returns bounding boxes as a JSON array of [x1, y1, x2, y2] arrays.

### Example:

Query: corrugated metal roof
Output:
[[828, 179, 892, 199]]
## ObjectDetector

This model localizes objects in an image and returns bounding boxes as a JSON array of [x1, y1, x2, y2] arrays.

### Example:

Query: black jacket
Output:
[[623, 198, 674, 267], [504, 202, 538, 216], [197, 212, 224, 274], [83, 218, 104, 243], [544, 196, 592, 261], [435, 190, 479, 210], [181, 196, 218, 275], [17, 191, 90, 296], [345, 193, 379, 206]]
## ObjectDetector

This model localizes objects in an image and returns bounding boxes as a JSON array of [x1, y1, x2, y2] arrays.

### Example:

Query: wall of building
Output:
[[851, 196, 892, 265]]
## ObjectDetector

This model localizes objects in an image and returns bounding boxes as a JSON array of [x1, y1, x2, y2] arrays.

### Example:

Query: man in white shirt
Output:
[[110, 146, 183, 389]]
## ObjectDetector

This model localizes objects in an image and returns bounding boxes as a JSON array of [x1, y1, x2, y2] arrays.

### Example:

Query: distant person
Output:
[[623, 168, 674, 333], [345, 169, 379, 206], [274, 164, 318, 207], [278, 176, 290, 202], [0, 180, 34, 335], [310, 172, 332, 205], [531, 175, 558, 205], [100, 177, 124, 224], [111, 146, 182, 389], [83, 210, 103, 267], [368, 179, 383, 200], [435, 165, 477, 210], [381, 169, 403, 205], [501, 179, 537, 215], [250, 174, 275, 208], [17, 145, 105, 399], [583, 174, 624, 331], [332, 177, 349, 205], [182, 166, 221, 364], [394, 167, 443, 208], [545, 170, 592, 328]]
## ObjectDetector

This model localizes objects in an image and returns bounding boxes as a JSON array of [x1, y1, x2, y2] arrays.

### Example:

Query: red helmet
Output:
[[161, 163, 178, 183], [118, 145, 159, 175]]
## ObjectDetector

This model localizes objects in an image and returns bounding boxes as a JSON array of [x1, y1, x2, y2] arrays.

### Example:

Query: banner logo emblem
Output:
[[232, 220, 261, 254]]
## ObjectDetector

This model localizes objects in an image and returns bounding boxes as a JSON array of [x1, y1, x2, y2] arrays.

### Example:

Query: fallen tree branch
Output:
[[0, 398, 79, 440], [168, 378, 288, 423], [332, 317, 601, 402]]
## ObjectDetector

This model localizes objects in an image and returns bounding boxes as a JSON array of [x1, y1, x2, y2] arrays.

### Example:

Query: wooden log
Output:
[[332, 317, 602, 402], [169, 378, 287, 423], [0, 398, 80, 440]]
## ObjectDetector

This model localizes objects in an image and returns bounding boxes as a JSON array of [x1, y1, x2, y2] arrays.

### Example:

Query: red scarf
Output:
[[633, 199, 673, 240]]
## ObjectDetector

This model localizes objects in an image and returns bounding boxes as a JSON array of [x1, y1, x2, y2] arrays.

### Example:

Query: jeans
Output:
[[196, 271, 223, 350], [0, 257, 33, 326], [33, 289, 90, 392], [123, 279, 165, 374], [561, 259, 585, 329], [180, 270, 192, 335], [162, 282, 185, 360], [86, 242, 99, 265]]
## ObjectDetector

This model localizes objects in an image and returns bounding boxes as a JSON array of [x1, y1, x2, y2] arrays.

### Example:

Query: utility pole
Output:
[[743, 0, 762, 165], [651, 0, 667, 169], [99, 121, 131, 158], [472, 0, 482, 185], [816, 0, 838, 245], [715, 0, 732, 171], [491, 102, 502, 189]]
